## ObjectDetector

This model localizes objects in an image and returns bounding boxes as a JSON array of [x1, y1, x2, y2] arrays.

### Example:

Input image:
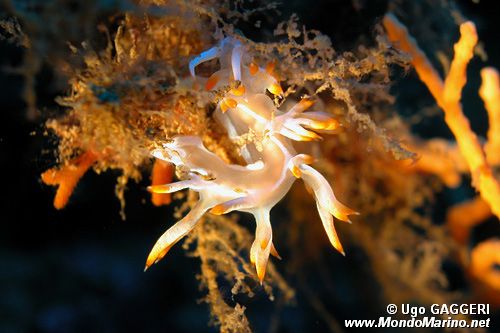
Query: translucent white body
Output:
[[146, 37, 358, 282]]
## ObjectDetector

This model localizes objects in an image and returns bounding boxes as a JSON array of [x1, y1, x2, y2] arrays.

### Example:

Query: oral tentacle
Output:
[[189, 45, 220, 77], [231, 41, 243, 81]]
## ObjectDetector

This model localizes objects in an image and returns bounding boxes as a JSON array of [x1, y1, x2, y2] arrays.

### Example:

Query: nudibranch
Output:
[[146, 37, 358, 282]]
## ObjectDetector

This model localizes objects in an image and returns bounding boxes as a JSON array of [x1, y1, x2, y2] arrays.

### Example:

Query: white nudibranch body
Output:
[[146, 37, 358, 282]]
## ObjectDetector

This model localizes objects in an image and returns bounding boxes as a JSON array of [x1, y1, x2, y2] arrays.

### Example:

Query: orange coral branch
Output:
[[407, 139, 465, 188], [442, 22, 477, 106], [382, 14, 444, 102], [150, 159, 174, 206], [469, 239, 500, 306], [383, 14, 500, 220], [480, 68, 500, 165], [446, 197, 491, 244], [41, 150, 98, 209]]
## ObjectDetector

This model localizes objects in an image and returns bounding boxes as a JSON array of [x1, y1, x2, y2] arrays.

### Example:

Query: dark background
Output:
[[1, 1, 499, 332]]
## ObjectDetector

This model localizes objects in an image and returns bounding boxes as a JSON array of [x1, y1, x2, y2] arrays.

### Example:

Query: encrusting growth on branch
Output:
[[383, 14, 500, 220]]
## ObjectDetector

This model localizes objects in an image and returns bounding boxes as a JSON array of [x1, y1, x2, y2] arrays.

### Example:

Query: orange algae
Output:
[[383, 14, 500, 220], [41, 150, 98, 209], [150, 160, 174, 206]]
